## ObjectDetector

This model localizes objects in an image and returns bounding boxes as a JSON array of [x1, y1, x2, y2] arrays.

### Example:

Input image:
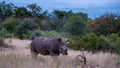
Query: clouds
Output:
[[1, 0, 120, 9], [37, 0, 120, 9]]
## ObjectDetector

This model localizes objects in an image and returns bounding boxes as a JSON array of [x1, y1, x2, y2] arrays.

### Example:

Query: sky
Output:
[[0, 0, 120, 18]]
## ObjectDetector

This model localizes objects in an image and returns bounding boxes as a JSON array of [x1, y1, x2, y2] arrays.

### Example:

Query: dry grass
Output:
[[0, 38, 119, 68], [0, 38, 11, 48], [0, 52, 74, 68], [0, 51, 119, 68]]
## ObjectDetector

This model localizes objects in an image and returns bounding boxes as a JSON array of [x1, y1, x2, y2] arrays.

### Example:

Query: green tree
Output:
[[53, 10, 66, 19], [27, 3, 43, 18], [14, 7, 31, 18], [15, 18, 40, 39], [0, 1, 14, 20], [0, 17, 20, 33], [93, 14, 120, 35], [45, 10, 74, 31], [64, 13, 88, 36]]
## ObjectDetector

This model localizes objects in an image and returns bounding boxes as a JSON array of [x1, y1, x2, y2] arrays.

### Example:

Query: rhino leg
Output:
[[50, 51, 54, 56], [30, 42, 39, 59], [50, 52, 60, 56], [31, 51, 38, 59], [55, 53, 60, 56]]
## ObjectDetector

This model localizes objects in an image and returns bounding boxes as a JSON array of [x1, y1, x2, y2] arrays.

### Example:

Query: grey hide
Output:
[[30, 37, 68, 58]]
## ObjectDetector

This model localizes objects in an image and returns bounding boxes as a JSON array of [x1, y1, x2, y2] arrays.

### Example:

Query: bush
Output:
[[15, 18, 40, 39], [64, 15, 88, 36], [107, 34, 120, 53], [90, 14, 120, 35], [30, 30, 42, 40], [41, 31, 64, 38], [30, 30, 66, 40], [68, 33, 107, 53], [0, 17, 20, 33], [68, 33, 120, 53], [0, 29, 15, 38]]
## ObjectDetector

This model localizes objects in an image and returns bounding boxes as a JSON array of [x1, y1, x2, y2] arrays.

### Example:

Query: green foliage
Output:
[[64, 14, 88, 36], [107, 34, 120, 53], [20, 31, 33, 39], [76, 12, 88, 21], [41, 31, 64, 38], [30, 30, 65, 39], [14, 7, 31, 18], [44, 10, 74, 31], [0, 29, 15, 38], [1, 1, 120, 54], [53, 10, 66, 19], [30, 30, 42, 40], [45, 16, 59, 31], [90, 14, 120, 35], [0, 1, 14, 20], [0, 18, 20, 33], [68, 33, 120, 53], [15, 18, 40, 39], [27, 3, 43, 18]]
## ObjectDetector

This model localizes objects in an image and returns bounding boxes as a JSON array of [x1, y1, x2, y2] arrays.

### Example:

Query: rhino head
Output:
[[56, 38, 68, 55]]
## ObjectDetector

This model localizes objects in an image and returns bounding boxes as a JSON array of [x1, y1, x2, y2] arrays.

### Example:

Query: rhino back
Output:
[[33, 38, 57, 54], [31, 37, 61, 55]]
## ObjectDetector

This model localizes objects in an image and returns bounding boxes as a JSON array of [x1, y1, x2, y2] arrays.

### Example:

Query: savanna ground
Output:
[[0, 38, 119, 68]]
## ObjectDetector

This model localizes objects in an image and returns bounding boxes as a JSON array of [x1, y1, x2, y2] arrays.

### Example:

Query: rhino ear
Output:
[[57, 38, 62, 42]]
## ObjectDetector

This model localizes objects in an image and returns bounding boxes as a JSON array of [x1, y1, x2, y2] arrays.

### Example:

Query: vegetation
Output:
[[68, 33, 120, 54], [0, 1, 120, 54], [15, 18, 40, 39], [64, 13, 88, 36], [0, 17, 20, 33], [1, 51, 119, 68], [30, 30, 65, 40], [88, 14, 120, 35]]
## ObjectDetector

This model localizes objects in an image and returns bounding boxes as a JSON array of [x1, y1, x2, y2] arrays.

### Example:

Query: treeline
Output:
[[0, 1, 120, 53], [0, 1, 88, 38]]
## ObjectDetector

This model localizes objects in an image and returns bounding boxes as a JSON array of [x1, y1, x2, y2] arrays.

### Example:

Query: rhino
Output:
[[30, 37, 68, 58]]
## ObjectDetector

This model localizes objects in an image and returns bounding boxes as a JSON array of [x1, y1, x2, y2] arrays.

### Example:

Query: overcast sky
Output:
[[1, 0, 120, 18]]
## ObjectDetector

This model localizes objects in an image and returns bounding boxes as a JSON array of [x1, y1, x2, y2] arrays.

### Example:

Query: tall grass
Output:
[[0, 53, 74, 68], [0, 38, 120, 68], [0, 51, 120, 68]]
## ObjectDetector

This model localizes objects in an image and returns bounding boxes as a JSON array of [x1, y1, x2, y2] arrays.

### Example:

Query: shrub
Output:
[[64, 15, 88, 36], [15, 18, 40, 39], [91, 14, 120, 35], [41, 31, 64, 38], [30, 30, 42, 40], [30, 30, 66, 40], [107, 34, 120, 53], [68, 33, 120, 53], [68, 33, 107, 53], [0, 17, 20, 33], [0, 29, 15, 38]]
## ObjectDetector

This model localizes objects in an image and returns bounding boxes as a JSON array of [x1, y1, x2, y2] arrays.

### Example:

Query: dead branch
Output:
[[74, 51, 87, 68]]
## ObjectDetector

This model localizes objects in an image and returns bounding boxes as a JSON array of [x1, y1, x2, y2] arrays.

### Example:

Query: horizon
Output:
[[0, 0, 120, 18]]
